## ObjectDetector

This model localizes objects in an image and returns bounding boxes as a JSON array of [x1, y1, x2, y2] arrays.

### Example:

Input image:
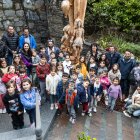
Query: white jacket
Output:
[[46, 74, 60, 95]]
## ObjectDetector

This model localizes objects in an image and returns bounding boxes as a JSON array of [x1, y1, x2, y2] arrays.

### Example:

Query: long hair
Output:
[[22, 42, 32, 56]]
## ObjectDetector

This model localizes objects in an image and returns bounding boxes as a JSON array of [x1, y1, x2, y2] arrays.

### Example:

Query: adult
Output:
[[118, 50, 136, 99], [20, 42, 32, 76], [86, 42, 101, 63], [19, 26, 37, 50], [105, 44, 121, 69], [129, 62, 140, 98], [1, 25, 19, 65], [0, 40, 8, 59], [45, 39, 60, 61]]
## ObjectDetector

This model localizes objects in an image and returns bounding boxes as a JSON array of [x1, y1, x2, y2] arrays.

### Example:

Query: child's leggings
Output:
[[26, 108, 36, 125]]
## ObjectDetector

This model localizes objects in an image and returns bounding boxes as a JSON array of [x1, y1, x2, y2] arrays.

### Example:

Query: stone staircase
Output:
[[0, 103, 56, 140]]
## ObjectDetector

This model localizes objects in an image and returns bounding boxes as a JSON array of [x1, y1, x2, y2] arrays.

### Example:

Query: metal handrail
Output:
[[35, 89, 42, 140]]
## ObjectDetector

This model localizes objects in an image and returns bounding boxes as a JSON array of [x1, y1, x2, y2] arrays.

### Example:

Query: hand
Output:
[[9, 114, 12, 116], [74, 89, 77, 93], [18, 111, 23, 115]]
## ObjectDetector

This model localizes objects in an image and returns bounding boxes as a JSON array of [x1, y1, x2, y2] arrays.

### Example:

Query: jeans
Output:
[[133, 110, 140, 117], [50, 94, 57, 104], [7, 53, 13, 65], [108, 96, 117, 110], [127, 104, 140, 115], [26, 108, 36, 125], [31, 73, 38, 86], [67, 104, 76, 119], [125, 99, 132, 108]]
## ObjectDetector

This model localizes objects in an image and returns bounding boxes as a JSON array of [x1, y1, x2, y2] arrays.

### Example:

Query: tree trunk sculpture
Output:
[[61, 0, 87, 63]]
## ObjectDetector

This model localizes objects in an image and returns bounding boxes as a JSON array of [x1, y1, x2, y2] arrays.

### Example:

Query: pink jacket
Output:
[[100, 76, 110, 90]]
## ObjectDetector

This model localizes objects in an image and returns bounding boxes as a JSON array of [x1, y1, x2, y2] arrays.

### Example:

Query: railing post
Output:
[[35, 90, 42, 140]]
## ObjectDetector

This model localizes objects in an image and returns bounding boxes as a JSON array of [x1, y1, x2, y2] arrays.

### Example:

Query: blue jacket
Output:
[[77, 84, 91, 103], [19, 34, 37, 49], [45, 46, 60, 61], [118, 58, 136, 79], [20, 88, 40, 110], [90, 84, 103, 96], [56, 81, 69, 104]]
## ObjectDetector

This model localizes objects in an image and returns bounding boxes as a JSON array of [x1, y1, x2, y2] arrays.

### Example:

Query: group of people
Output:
[[0, 25, 140, 130]]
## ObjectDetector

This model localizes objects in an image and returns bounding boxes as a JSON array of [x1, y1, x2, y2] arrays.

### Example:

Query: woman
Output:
[[20, 42, 32, 76], [86, 42, 101, 63]]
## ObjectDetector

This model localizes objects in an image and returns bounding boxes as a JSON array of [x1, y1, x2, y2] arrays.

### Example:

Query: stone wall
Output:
[[0, 0, 49, 43]]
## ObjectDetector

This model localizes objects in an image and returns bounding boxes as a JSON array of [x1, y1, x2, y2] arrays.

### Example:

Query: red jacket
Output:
[[2, 73, 18, 83], [65, 89, 76, 106], [36, 63, 50, 81]]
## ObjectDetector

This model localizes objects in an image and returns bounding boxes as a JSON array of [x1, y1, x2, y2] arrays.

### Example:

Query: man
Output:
[[1, 25, 19, 65], [45, 39, 60, 61], [105, 44, 121, 69], [118, 50, 136, 99], [19, 26, 37, 49]]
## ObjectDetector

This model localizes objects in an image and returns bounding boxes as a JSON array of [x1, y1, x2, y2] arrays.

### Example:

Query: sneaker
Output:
[[81, 112, 85, 116], [123, 111, 131, 118], [124, 98, 129, 102], [55, 103, 58, 109], [93, 107, 97, 113], [88, 112, 92, 117], [69, 117, 72, 122], [0, 109, 2, 113], [30, 123, 35, 129], [71, 119, 75, 124], [105, 100, 108, 106], [2, 108, 6, 114], [50, 104, 54, 110], [89, 108, 92, 112]]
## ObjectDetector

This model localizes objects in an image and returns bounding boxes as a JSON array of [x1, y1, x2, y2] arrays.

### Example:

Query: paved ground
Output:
[[46, 107, 140, 140]]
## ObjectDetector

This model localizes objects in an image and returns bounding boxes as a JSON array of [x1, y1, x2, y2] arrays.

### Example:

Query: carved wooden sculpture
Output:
[[61, 0, 87, 63]]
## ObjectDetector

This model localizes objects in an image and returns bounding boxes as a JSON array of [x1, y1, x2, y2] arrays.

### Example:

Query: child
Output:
[[0, 69, 6, 113], [76, 56, 88, 79], [75, 65, 84, 83], [0, 58, 8, 74], [98, 53, 109, 66], [56, 73, 69, 115], [107, 77, 122, 112], [58, 51, 65, 63], [20, 78, 41, 127], [65, 80, 77, 124], [108, 64, 121, 84], [2, 65, 18, 84], [48, 52, 56, 63], [63, 54, 72, 74], [71, 71, 81, 87], [46, 68, 60, 110], [89, 68, 96, 83], [100, 70, 110, 105], [31, 50, 40, 86], [38, 45, 47, 59], [97, 61, 108, 75], [3, 81, 24, 129], [50, 58, 57, 67], [123, 85, 140, 117], [90, 76, 103, 112], [36, 55, 50, 103], [13, 54, 25, 75], [87, 56, 98, 73], [77, 79, 92, 117], [16, 67, 29, 92], [56, 62, 64, 79]]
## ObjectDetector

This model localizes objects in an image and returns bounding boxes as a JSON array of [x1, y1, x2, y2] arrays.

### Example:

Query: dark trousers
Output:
[[120, 79, 130, 97], [26, 108, 36, 125], [7, 53, 13, 65], [82, 102, 89, 113], [11, 112, 24, 129]]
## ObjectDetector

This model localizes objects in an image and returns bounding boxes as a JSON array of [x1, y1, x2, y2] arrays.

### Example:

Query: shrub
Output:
[[97, 36, 140, 60], [77, 132, 96, 140]]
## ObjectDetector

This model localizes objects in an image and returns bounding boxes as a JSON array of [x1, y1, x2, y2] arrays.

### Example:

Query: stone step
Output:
[[0, 103, 57, 140]]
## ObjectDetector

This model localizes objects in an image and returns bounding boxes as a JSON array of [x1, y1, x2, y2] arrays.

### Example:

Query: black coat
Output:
[[106, 52, 121, 69], [1, 32, 19, 53], [0, 40, 8, 58]]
